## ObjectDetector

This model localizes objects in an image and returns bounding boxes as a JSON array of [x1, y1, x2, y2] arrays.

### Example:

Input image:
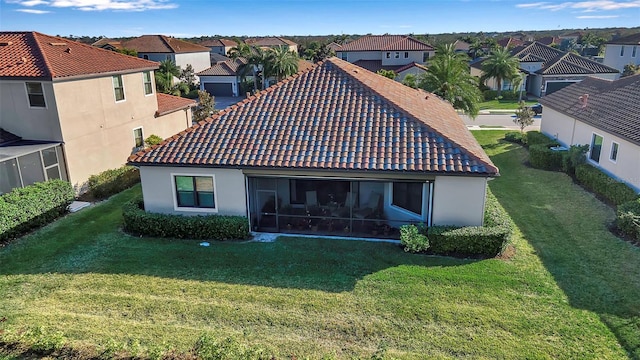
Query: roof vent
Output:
[[65, 47, 71, 53], [49, 42, 67, 46], [579, 94, 589, 108], [0, 41, 13, 46]]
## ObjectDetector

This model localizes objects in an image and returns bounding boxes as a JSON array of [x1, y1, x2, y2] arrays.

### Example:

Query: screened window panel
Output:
[[46, 166, 61, 180], [41, 147, 58, 167], [392, 182, 423, 215], [0, 159, 22, 194], [18, 152, 45, 186]]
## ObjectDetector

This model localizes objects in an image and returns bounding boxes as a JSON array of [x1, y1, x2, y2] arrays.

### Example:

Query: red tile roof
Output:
[[197, 58, 247, 76], [338, 35, 434, 52], [0, 31, 158, 80], [200, 39, 238, 47], [497, 37, 524, 48], [122, 35, 210, 54], [606, 32, 640, 45], [155, 93, 196, 117], [353, 60, 403, 73], [395, 62, 428, 73], [129, 57, 497, 176], [245, 37, 297, 47]]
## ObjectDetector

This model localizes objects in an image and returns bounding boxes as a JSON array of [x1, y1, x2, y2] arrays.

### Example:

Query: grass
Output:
[[0, 131, 639, 359], [478, 99, 537, 110]]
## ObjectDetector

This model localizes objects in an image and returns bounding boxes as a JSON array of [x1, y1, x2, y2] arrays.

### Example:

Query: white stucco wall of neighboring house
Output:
[[0, 80, 63, 141], [139, 53, 173, 63], [199, 75, 239, 97], [603, 44, 640, 73], [396, 66, 427, 82], [541, 107, 640, 192], [381, 51, 425, 66], [431, 176, 488, 226], [139, 166, 248, 216], [174, 52, 212, 75], [337, 51, 381, 62]]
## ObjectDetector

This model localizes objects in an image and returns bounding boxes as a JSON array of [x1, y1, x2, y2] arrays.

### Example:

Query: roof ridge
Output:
[[31, 32, 55, 79], [158, 35, 176, 53]]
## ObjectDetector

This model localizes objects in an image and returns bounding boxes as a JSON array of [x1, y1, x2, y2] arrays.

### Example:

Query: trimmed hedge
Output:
[[529, 144, 564, 171], [0, 180, 75, 242], [576, 164, 638, 206], [426, 189, 513, 257], [504, 131, 526, 145], [88, 166, 140, 200], [616, 199, 640, 241], [482, 90, 519, 101], [122, 198, 251, 240], [526, 131, 558, 147]]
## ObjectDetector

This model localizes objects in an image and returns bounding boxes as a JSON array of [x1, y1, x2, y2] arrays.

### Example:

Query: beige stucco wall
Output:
[[431, 176, 488, 226], [0, 80, 63, 141], [541, 107, 640, 192], [139, 166, 248, 216], [175, 52, 212, 74], [603, 44, 640, 73]]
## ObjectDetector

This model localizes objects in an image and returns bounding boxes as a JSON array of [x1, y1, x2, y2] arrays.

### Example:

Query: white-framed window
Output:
[[590, 133, 603, 163], [173, 175, 216, 210], [394, 52, 400, 59], [404, 52, 409, 58], [610, 142, 619, 162], [391, 182, 423, 216], [620, 46, 625, 57], [423, 52, 430, 62], [25, 82, 46, 108], [143, 71, 153, 95], [112, 75, 125, 102], [133, 127, 144, 148], [633, 46, 637, 58], [385, 52, 391, 59]]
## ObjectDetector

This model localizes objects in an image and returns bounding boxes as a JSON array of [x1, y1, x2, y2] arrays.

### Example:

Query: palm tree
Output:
[[227, 42, 253, 59], [155, 59, 181, 94], [268, 46, 299, 82], [480, 47, 521, 97], [470, 40, 484, 59], [417, 43, 482, 118]]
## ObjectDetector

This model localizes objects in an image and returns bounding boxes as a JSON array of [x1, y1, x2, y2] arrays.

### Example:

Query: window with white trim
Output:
[[620, 46, 625, 56], [113, 75, 125, 101], [26, 82, 45, 107], [610, 142, 619, 162], [385, 52, 391, 59], [175, 175, 216, 208], [133, 127, 144, 148], [633, 46, 637, 58], [590, 133, 603, 163], [394, 52, 400, 59], [392, 182, 423, 215], [423, 52, 430, 62], [143, 71, 153, 95], [404, 52, 409, 58]]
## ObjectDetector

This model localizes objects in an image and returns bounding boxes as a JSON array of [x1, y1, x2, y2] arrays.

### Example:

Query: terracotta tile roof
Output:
[[338, 35, 434, 52], [297, 59, 314, 72], [606, 33, 640, 45], [210, 53, 231, 64], [540, 52, 618, 75], [91, 38, 123, 49], [536, 36, 561, 46], [155, 93, 196, 117], [0, 31, 158, 80], [200, 39, 238, 47], [245, 37, 297, 47], [0, 128, 21, 146], [197, 58, 247, 76], [129, 57, 497, 176], [539, 74, 640, 146], [497, 37, 524, 48], [327, 42, 342, 51], [512, 41, 565, 66], [122, 35, 210, 54], [395, 62, 428, 73], [352, 60, 403, 73]]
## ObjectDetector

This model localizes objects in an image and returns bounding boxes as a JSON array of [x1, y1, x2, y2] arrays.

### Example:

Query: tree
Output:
[[268, 46, 299, 83], [513, 101, 535, 133], [402, 73, 418, 89], [622, 63, 640, 77], [116, 48, 137, 57], [417, 43, 483, 118], [481, 47, 521, 97], [376, 69, 396, 79], [301, 41, 334, 62], [469, 40, 484, 59], [228, 42, 253, 59], [155, 59, 181, 94], [180, 64, 197, 86], [193, 90, 217, 122]]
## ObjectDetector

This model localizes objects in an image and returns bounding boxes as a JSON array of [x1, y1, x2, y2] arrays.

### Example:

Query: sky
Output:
[[0, 0, 639, 38]]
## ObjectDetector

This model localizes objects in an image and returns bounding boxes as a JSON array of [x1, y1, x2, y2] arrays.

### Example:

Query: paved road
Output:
[[460, 113, 541, 131]]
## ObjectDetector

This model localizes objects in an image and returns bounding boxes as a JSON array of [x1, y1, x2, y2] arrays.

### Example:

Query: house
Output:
[[471, 41, 619, 97], [327, 42, 342, 52], [91, 37, 123, 51], [128, 57, 499, 238], [394, 62, 429, 82], [335, 35, 435, 76], [453, 40, 470, 54], [497, 37, 525, 49], [122, 35, 211, 76], [245, 37, 298, 54], [535, 36, 561, 47], [0, 31, 196, 194], [602, 33, 640, 73], [539, 74, 640, 192], [199, 38, 237, 56]]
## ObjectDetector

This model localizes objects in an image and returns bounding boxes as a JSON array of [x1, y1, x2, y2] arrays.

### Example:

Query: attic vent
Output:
[[0, 41, 13, 46], [50, 42, 67, 46]]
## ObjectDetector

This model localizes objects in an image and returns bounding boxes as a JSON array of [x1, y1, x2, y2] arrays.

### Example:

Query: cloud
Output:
[[7, 0, 178, 11], [516, 0, 640, 11], [15, 8, 50, 13], [577, 14, 621, 17]]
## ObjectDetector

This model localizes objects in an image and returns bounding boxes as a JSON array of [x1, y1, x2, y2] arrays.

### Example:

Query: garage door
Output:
[[545, 81, 575, 95], [204, 82, 233, 96]]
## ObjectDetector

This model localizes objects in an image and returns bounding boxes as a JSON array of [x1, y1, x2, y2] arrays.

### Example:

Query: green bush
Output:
[[562, 144, 589, 176], [400, 224, 430, 253], [526, 131, 558, 146], [88, 165, 140, 200], [616, 199, 640, 240], [504, 131, 526, 144], [427, 190, 512, 257], [145, 134, 163, 146], [0, 180, 75, 242], [529, 144, 564, 171], [575, 164, 638, 205], [122, 198, 251, 240]]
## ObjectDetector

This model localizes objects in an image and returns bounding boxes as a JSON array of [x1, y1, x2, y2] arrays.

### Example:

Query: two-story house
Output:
[[603, 33, 640, 73], [0, 31, 195, 194], [199, 38, 238, 56], [244, 37, 298, 54], [335, 35, 435, 81]]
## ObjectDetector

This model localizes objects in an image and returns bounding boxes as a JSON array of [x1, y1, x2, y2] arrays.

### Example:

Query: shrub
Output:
[[562, 144, 589, 176], [427, 190, 512, 257], [575, 164, 638, 206], [122, 198, 251, 240], [145, 134, 163, 146], [87, 166, 140, 200], [400, 224, 430, 253], [504, 131, 525, 144], [616, 199, 640, 240], [0, 179, 75, 242], [529, 144, 563, 171], [526, 131, 558, 147], [482, 90, 519, 101]]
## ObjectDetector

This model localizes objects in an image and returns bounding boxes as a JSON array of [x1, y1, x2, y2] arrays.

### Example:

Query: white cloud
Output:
[[15, 8, 50, 13], [8, 0, 178, 11], [577, 14, 621, 17], [517, 0, 640, 11], [516, 2, 548, 8]]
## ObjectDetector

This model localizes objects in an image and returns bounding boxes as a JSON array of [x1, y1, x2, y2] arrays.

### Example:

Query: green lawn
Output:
[[478, 99, 537, 110], [1, 131, 639, 359]]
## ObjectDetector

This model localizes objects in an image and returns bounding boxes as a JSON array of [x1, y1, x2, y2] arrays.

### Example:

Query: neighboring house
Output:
[[327, 42, 342, 52], [122, 35, 211, 76], [199, 38, 237, 56], [394, 62, 428, 82], [471, 41, 619, 97], [335, 35, 435, 76], [535, 36, 561, 47], [91, 37, 123, 51], [497, 37, 525, 49], [210, 53, 231, 64], [539, 74, 640, 192], [0, 31, 195, 194], [128, 57, 499, 239], [602, 33, 640, 73], [453, 40, 470, 54], [245, 37, 298, 54]]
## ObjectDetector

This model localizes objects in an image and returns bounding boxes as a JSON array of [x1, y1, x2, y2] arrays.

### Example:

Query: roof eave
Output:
[[50, 66, 159, 82]]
